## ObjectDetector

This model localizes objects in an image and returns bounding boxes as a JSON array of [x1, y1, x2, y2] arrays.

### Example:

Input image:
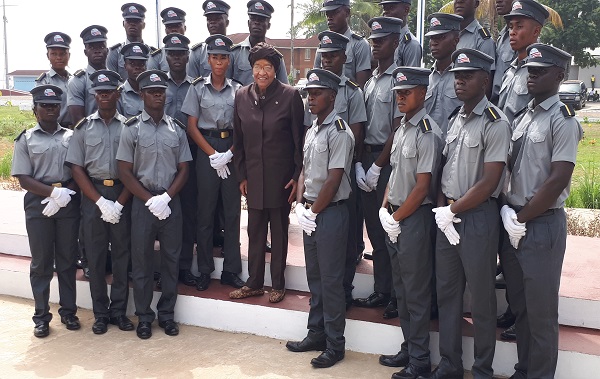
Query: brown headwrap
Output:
[[248, 42, 281, 71]]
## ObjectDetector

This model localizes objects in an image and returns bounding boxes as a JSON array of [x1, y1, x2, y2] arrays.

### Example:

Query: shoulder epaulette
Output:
[[231, 78, 243, 86], [148, 45, 157, 52], [14, 129, 25, 142], [231, 44, 241, 50], [74, 69, 85, 78], [124, 116, 138, 126], [418, 118, 432, 133], [448, 106, 461, 120], [192, 76, 204, 85], [403, 34, 412, 43], [150, 48, 162, 57], [172, 118, 186, 130], [484, 106, 501, 122], [514, 106, 528, 119], [191, 42, 203, 51], [74, 117, 88, 130], [110, 43, 122, 51], [335, 119, 346, 132], [479, 27, 491, 39], [35, 72, 46, 82], [351, 32, 363, 40], [117, 84, 125, 92], [346, 80, 359, 89], [561, 104, 575, 118]]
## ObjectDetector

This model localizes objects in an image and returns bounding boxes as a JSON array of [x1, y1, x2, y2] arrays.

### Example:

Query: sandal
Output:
[[229, 286, 264, 299], [269, 289, 286, 303]]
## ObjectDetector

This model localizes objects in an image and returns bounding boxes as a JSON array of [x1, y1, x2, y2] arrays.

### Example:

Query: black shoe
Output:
[[497, 310, 516, 328], [379, 351, 409, 367], [418, 365, 463, 379], [153, 272, 161, 281], [353, 292, 390, 308], [33, 321, 49, 338], [178, 269, 197, 286], [286, 337, 327, 352], [363, 251, 373, 260], [92, 317, 109, 334], [136, 321, 152, 339], [501, 324, 517, 341], [213, 232, 224, 247], [156, 277, 162, 289], [110, 315, 134, 331], [383, 299, 398, 319], [196, 273, 211, 291], [83, 267, 90, 279], [158, 319, 179, 336], [310, 348, 345, 368], [61, 314, 80, 330], [393, 363, 431, 379], [345, 297, 353, 310], [220, 271, 245, 289]]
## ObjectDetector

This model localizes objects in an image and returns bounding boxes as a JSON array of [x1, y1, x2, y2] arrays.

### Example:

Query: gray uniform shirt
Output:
[[507, 95, 583, 208], [67, 65, 99, 118], [388, 108, 442, 206], [492, 26, 516, 104], [65, 111, 127, 180], [166, 73, 193, 126], [314, 28, 372, 84], [394, 26, 422, 67], [11, 124, 73, 183], [425, 62, 462, 139], [117, 80, 143, 119], [147, 48, 169, 72], [231, 36, 288, 86], [457, 19, 496, 71], [116, 110, 192, 192], [498, 59, 531, 125], [35, 68, 72, 126], [181, 76, 241, 130], [302, 110, 355, 203], [364, 64, 403, 145], [442, 96, 510, 199], [303, 75, 367, 127]]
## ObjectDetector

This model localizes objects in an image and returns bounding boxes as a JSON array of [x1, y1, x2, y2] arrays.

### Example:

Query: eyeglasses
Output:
[[252, 64, 274, 73], [38, 103, 60, 108]]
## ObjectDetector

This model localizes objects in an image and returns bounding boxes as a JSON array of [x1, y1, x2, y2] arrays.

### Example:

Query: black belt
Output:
[[304, 199, 345, 209], [388, 203, 400, 213], [447, 197, 495, 206], [509, 204, 558, 217], [200, 129, 233, 139], [43, 179, 72, 188], [91, 178, 121, 187], [364, 144, 384, 153]]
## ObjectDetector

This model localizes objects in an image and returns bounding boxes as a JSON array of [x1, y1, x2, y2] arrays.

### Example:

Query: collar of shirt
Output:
[[31, 123, 62, 135], [373, 63, 398, 78], [460, 95, 488, 118], [461, 19, 479, 35], [123, 80, 139, 94], [140, 109, 169, 125], [204, 73, 232, 91], [342, 27, 352, 39], [339, 74, 349, 87], [89, 110, 123, 123], [316, 110, 338, 131], [399, 25, 409, 39], [499, 25, 509, 41], [167, 72, 193, 85], [240, 36, 252, 48], [528, 94, 560, 112], [48, 68, 70, 79], [433, 60, 452, 75], [404, 107, 427, 128], [85, 64, 97, 75]]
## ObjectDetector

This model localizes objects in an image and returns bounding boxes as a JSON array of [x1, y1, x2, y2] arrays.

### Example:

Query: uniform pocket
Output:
[[526, 130, 547, 160], [463, 135, 481, 163]]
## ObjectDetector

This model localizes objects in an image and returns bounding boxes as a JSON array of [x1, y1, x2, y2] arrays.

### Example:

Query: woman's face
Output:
[[252, 58, 276, 91]]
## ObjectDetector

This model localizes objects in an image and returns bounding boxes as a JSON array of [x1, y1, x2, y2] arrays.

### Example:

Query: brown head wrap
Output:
[[248, 42, 281, 71]]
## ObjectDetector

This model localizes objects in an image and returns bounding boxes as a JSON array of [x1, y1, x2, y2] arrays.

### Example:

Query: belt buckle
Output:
[[103, 179, 114, 187], [304, 202, 312, 209], [447, 199, 455, 205], [220, 131, 230, 139], [52, 182, 62, 188], [388, 203, 394, 214]]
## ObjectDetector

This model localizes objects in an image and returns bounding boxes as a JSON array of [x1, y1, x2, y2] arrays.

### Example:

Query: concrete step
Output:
[[1, 253, 599, 378]]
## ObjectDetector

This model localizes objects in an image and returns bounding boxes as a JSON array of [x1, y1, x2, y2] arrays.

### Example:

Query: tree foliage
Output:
[[295, 0, 380, 38]]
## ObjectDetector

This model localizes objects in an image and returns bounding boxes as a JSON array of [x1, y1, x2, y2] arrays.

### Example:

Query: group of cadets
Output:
[[11, 0, 582, 378]]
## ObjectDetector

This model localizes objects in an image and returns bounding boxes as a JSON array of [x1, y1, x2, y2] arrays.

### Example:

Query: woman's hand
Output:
[[240, 179, 248, 197], [285, 179, 297, 204]]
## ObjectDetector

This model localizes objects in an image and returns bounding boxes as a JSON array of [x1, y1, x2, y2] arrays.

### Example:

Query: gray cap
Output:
[[44, 32, 71, 49], [31, 84, 63, 104], [391, 67, 430, 90], [523, 43, 571, 70], [449, 48, 494, 73], [368, 17, 403, 39], [425, 13, 463, 36], [137, 70, 169, 90], [89, 70, 122, 92], [163, 33, 190, 51], [120, 43, 149, 60], [205, 34, 233, 55], [321, 0, 349, 12], [247, 1, 274, 19], [121, 3, 146, 20], [304, 68, 341, 93], [203, 0, 230, 15], [80, 25, 108, 44], [161, 7, 186, 25], [504, 0, 549, 25], [317, 31, 350, 53]]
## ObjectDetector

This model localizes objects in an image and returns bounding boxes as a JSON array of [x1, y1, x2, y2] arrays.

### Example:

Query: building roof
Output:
[[8, 70, 46, 77], [228, 33, 319, 49], [0, 89, 32, 96]]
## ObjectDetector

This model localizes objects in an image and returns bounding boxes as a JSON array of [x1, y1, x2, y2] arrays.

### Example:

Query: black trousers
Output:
[[179, 143, 197, 272]]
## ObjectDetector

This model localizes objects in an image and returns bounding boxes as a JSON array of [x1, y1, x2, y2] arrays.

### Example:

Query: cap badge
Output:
[[167, 10, 177, 18], [308, 73, 320, 82], [149, 74, 161, 82], [371, 21, 382, 31], [97, 74, 109, 82], [91, 28, 101, 36], [457, 53, 470, 63], [132, 45, 143, 53], [44, 89, 56, 97], [171, 36, 182, 44], [396, 72, 407, 82], [129, 6, 138, 13], [54, 35, 64, 42], [207, 2, 216, 9], [512, 2, 522, 11], [529, 48, 542, 58], [215, 38, 225, 47], [255, 2, 264, 10], [322, 36, 332, 44], [430, 18, 441, 27]]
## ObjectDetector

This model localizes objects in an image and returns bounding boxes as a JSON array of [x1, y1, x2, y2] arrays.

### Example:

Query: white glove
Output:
[[156, 205, 172, 220], [433, 205, 462, 245], [355, 163, 371, 192], [145, 192, 171, 217], [50, 187, 76, 207], [294, 203, 317, 236], [216, 165, 231, 179], [500, 205, 527, 249], [366, 164, 382, 190], [209, 150, 233, 169], [96, 196, 120, 224], [379, 208, 401, 243], [442, 224, 461, 245], [41, 197, 60, 217], [114, 201, 124, 213], [111, 201, 124, 224]]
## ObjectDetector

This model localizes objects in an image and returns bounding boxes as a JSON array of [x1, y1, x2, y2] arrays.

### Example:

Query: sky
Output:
[[0, 0, 311, 85]]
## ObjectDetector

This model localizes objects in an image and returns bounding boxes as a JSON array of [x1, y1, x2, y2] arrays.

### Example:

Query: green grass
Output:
[[0, 106, 36, 178], [568, 123, 600, 208]]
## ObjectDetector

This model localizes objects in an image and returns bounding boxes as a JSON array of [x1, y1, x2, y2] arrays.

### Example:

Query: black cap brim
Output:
[[316, 47, 344, 53], [368, 32, 393, 39], [321, 5, 342, 11], [522, 61, 554, 68], [89, 85, 119, 93], [449, 66, 485, 72], [424, 29, 453, 37], [247, 11, 270, 18]]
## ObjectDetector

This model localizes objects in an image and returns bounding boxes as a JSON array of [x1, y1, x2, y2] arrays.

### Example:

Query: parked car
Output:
[[559, 80, 587, 110], [294, 78, 308, 98]]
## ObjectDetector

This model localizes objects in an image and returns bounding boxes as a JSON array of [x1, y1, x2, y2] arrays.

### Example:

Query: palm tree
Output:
[[295, 0, 381, 38]]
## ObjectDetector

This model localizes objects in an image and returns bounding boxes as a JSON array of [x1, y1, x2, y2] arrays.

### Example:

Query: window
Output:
[[304, 48, 311, 61]]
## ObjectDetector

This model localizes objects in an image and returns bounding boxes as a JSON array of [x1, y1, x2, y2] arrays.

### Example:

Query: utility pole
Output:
[[290, 0, 295, 84], [3, 0, 8, 88], [416, 0, 425, 68], [155, 0, 161, 48]]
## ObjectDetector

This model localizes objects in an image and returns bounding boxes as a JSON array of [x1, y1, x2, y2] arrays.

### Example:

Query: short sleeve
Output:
[[177, 128, 193, 163], [65, 126, 86, 167], [10, 136, 32, 177], [354, 39, 372, 73], [551, 117, 583, 164], [116, 126, 135, 163], [401, 41, 423, 68], [348, 87, 367, 125], [327, 127, 354, 170], [479, 37, 497, 71], [67, 77, 85, 107], [181, 85, 201, 120], [416, 132, 438, 174], [483, 119, 510, 163]]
